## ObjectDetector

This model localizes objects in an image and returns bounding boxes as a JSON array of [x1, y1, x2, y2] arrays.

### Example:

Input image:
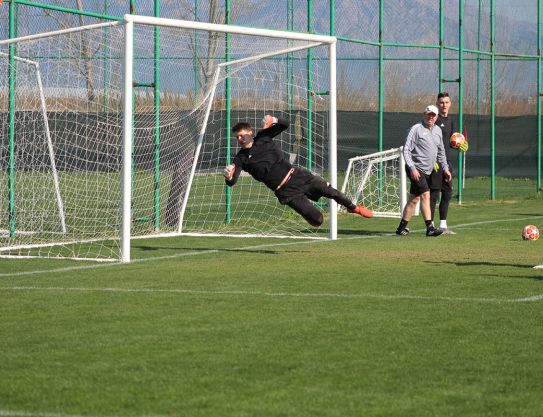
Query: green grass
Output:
[[1, 188, 543, 417]]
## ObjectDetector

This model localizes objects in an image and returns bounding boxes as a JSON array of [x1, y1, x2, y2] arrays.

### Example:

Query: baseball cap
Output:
[[424, 105, 439, 115]]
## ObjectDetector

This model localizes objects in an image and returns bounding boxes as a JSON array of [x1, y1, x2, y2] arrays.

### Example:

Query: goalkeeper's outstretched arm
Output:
[[224, 162, 241, 186], [258, 115, 289, 139]]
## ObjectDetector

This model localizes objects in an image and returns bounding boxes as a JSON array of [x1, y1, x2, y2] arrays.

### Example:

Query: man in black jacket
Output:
[[224, 115, 373, 227], [430, 92, 468, 234]]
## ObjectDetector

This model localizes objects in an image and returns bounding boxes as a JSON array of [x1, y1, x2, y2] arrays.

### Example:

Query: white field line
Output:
[[0, 233, 389, 278], [0, 410, 163, 417], [0, 249, 221, 278], [0, 239, 332, 278], [334, 215, 543, 241], [4, 214, 540, 278], [443, 215, 543, 231], [2, 215, 543, 279], [514, 294, 543, 302], [0, 285, 540, 304], [0, 412, 83, 417]]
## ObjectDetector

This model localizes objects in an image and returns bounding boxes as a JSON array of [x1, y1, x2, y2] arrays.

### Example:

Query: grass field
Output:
[[1, 180, 543, 417]]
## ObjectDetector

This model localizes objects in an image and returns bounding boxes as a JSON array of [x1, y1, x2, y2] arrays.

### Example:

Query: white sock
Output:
[[440, 220, 448, 229]]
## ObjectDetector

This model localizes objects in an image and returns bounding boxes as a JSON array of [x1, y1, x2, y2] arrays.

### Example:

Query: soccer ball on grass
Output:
[[522, 225, 539, 241]]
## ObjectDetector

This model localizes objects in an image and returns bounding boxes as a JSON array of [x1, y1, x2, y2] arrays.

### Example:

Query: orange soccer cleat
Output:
[[347, 205, 373, 218]]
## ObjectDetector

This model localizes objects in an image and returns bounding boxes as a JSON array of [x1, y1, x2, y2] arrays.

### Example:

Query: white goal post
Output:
[[0, 52, 66, 236], [341, 147, 408, 218], [0, 15, 338, 263]]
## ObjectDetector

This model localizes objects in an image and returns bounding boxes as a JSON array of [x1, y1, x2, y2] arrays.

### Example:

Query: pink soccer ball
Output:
[[522, 225, 539, 241], [450, 132, 466, 150]]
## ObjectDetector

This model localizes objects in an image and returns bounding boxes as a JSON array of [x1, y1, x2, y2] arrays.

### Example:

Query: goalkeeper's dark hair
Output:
[[437, 91, 450, 100], [232, 122, 253, 134]]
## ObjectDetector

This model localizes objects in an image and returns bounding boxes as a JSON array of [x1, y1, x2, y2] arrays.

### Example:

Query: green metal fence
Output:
[[1, 0, 542, 202]]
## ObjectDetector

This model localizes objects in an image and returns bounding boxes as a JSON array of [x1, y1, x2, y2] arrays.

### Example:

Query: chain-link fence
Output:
[[1, 0, 542, 200]]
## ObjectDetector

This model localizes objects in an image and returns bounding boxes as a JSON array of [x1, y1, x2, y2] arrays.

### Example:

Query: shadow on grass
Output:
[[338, 229, 388, 236], [481, 274, 543, 281], [427, 260, 538, 269], [426, 260, 543, 280], [134, 229, 386, 254], [135, 245, 295, 255]]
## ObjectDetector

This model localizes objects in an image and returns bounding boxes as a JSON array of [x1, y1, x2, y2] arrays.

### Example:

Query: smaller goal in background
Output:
[[341, 147, 408, 218]]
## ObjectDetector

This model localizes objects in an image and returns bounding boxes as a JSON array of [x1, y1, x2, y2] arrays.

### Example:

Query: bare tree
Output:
[[171, 0, 255, 93], [43, 0, 99, 103], [75, 0, 96, 102]]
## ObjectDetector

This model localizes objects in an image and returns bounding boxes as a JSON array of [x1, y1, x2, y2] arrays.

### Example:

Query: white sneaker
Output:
[[439, 228, 456, 235]]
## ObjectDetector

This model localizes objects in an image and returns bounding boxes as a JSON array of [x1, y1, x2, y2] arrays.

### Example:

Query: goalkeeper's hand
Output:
[[262, 115, 278, 129], [458, 141, 469, 153], [224, 164, 235, 181], [433, 162, 439, 172]]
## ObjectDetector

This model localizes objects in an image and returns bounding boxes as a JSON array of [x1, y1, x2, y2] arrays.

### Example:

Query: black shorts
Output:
[[406, 165, 431, 196]]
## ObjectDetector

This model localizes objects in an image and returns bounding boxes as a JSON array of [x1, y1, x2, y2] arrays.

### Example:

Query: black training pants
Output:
[[277, 168, 353, 226]]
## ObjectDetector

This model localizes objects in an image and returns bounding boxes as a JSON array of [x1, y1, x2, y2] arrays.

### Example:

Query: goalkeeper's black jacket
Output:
[[436, 114, 455, 164], [225, 117, 291, 191]]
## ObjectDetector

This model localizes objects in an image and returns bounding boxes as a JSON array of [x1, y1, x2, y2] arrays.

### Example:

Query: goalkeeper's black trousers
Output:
[[275, 167, 354, 227]]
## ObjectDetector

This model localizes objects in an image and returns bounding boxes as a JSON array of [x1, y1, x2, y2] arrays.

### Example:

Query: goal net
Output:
[[340, 147, 407, 218], [0, 17, 336, 262]]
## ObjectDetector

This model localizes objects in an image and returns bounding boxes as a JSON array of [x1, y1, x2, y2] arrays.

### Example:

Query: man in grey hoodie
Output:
[[396, 105, 451, 237]]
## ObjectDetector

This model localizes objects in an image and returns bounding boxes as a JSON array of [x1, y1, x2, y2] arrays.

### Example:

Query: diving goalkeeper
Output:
[[224, 115, 373, 227]]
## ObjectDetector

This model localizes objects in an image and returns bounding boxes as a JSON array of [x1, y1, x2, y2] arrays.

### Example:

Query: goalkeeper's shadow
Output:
[[337, 229, 385, 236], [135, 245, 309, 255]]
